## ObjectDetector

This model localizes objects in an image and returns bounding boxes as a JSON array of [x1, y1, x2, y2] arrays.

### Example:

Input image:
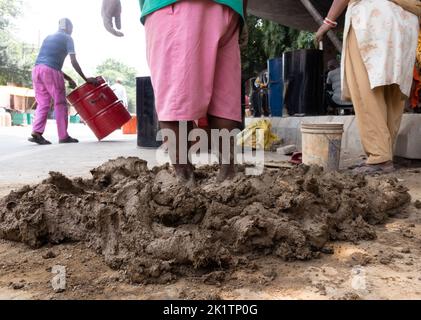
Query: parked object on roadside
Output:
[[122, 116, 137, 135], [69, 115, 81, 124], [237, 119, 281, 151], [136, 77, 161, 148], [0, 108, 12, 127], [11, 112, 26, 126], [301, 123, 344, 171]]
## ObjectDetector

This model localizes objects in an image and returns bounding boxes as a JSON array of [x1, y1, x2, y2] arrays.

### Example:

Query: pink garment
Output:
[[32, 64, 69, 140], [145, 0, 242, 122]]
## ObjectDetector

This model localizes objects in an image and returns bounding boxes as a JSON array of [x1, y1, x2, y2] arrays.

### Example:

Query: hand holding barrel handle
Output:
[[86, 77, 100, 86]]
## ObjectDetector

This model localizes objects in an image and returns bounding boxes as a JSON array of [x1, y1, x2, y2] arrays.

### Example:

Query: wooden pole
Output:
[[299, 0, 343, 53]]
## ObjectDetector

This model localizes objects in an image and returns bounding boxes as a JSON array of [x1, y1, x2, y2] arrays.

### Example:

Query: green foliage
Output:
[[241, 16, 268, 81], [96, 58, 137, 113], [0, 0, 36, 87], [242, 15, 317, 81], [0, 0, 21, 29]]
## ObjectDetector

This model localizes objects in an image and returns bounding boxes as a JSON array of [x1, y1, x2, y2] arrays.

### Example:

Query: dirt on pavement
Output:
[[0, 157, 420, 300]]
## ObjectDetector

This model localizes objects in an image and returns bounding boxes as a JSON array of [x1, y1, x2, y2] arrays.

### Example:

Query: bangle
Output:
[[323, 17, 338, 28]]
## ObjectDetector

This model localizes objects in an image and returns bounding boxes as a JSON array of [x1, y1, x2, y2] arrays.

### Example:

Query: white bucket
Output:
[[301, 123, 344, 171]]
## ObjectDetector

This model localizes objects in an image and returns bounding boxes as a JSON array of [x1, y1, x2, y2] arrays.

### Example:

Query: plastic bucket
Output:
[[69, 115, 81, 124], [26, 113, 34, 125], [122, 116, 137, 135], [301, 123, 344, 171], [67, 76, 131, 140], [12, 113, 26, 126]]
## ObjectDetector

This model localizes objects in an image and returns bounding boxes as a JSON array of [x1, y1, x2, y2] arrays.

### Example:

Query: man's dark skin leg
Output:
[[208, 115, 240, 182], [160, 121, 196, 186]]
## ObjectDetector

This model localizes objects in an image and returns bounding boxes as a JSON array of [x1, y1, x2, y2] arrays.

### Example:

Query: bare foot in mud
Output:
[[174, 164, 197, 188], [217, 164, 237, 183]]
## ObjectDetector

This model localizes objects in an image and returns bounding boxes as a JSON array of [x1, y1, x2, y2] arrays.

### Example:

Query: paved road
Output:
[[0, 121, 159, 190]]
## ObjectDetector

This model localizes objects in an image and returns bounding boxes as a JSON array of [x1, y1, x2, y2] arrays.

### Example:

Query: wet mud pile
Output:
[[0, 158, 411, 283]]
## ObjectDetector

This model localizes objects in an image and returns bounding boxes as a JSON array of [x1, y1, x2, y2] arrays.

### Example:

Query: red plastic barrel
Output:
[[67, 76, 131, 140]]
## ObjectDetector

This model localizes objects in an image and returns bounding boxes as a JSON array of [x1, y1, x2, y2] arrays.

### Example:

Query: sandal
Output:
[[28, 133, 52, 145], [352, 161, 395, 175], [348, 159, 367, 170], [59, 136, 79, 144]]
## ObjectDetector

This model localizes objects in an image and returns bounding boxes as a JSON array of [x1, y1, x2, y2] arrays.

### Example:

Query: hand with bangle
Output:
[[324, 17, 338, 28], [315, 0, 349, 43], [315, 16, 338, 43]]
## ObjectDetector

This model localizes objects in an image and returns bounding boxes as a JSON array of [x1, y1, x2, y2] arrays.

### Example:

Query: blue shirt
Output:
[[35, 31, 75, 71]]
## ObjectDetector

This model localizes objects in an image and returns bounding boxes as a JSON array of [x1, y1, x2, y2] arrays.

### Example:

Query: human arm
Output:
[[63, 72, 77, 89], [102, 0, 124, 37], [70, 54, 98, 85], [315, 0, 350, 43]]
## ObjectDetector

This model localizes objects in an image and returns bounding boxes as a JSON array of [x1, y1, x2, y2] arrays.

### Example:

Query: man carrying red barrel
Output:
[[30, 18, 97, 145]]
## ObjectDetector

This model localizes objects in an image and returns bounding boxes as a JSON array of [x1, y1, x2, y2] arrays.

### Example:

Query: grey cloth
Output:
[[327, 68, 353, 106]]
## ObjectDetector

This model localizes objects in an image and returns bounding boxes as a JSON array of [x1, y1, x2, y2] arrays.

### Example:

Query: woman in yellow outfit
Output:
[[316, 0, 419, 174]]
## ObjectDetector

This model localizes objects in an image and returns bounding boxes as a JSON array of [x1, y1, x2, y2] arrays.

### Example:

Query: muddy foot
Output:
[[217, 164, 236, 183], [174, 164, 197, 188]]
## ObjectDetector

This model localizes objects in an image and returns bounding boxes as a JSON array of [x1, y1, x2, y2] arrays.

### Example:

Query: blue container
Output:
[[268, 58, 284, 117]]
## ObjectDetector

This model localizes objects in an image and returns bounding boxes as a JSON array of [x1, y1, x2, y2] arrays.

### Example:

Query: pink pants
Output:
[[32, 64, 69, 140], [145, 0, 242, 122]]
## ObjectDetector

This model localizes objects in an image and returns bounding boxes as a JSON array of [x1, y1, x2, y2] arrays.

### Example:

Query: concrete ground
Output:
[[0, 121, 159, 196]]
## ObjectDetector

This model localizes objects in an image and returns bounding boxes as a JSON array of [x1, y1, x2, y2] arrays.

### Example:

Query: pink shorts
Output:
[[145, 0, 242, 122]]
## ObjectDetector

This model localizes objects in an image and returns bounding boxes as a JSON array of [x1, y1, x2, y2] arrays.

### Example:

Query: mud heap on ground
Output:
[[0, 157, 411, 283]]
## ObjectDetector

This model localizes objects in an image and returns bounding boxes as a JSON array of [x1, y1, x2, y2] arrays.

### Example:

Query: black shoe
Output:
[[59, 136, 79, 144], [28, 133, 52, 145]]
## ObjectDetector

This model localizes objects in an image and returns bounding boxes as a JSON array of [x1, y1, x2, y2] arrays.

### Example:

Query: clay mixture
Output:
[[0, 157, 411, 284]]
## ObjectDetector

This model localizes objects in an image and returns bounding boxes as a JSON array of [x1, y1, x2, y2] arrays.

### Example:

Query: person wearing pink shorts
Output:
[[102, 0, 247, 184]]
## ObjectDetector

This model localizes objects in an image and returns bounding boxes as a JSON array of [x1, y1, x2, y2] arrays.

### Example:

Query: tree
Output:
[[0, 0, 36, 87], [0, 0, 21, 30], [241, 15, 317, 82], [96, 58, 137, 113], [241, 16, 268, 82]]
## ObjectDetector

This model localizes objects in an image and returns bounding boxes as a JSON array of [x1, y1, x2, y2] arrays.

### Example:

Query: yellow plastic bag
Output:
[[237, 119, 280, 151]]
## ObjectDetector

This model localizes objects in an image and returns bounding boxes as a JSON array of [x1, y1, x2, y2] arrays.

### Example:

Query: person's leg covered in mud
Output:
[[208, 8, 242, 181], [160, 121, 196, 186], [144, 1, 242, 183]]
